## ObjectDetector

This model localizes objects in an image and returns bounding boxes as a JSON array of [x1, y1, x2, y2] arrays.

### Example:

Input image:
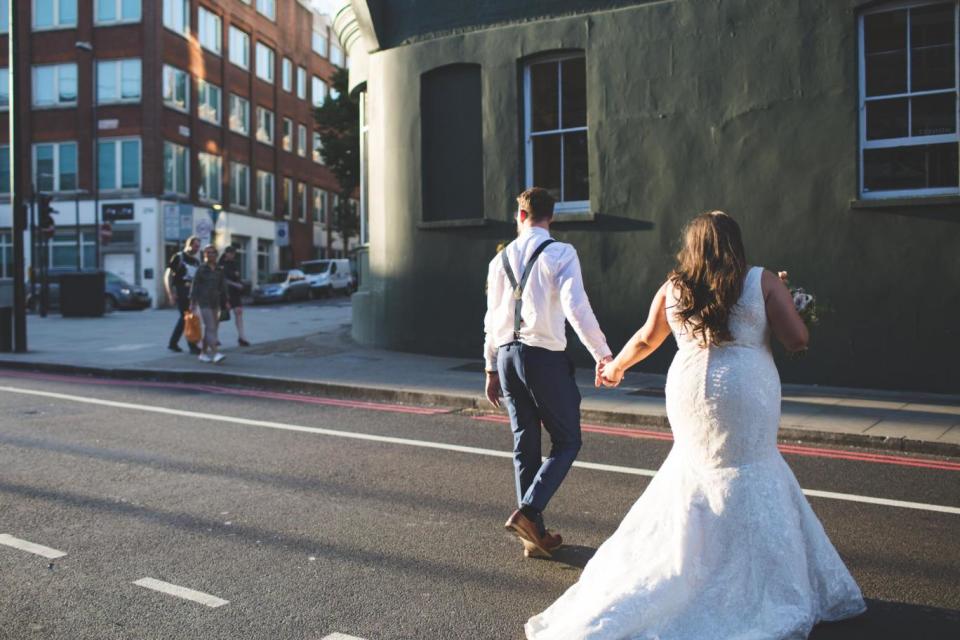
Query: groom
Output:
[[483, 187, 612, 558]]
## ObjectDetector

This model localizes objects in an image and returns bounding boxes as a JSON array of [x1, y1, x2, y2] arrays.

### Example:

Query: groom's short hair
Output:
[[517, 187, 555, 221]]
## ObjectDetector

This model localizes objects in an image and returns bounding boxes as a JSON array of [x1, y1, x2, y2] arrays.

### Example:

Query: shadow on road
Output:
[[810, 598, 960, 638]]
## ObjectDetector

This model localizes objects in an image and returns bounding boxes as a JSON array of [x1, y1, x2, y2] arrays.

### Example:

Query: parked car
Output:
[[251, 269, 312, 304], [299, 259, 354, 297], [27, 269, 151, 313]]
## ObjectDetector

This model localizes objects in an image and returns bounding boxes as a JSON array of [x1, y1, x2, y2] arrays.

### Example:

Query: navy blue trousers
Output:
[[497, 342, 582, 513]]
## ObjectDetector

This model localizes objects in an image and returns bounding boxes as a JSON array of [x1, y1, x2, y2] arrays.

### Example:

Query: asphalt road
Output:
[[0, 371, 958, 640]]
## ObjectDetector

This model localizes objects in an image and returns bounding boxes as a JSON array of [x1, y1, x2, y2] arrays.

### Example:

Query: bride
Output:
[[525, 211, 866, 639]]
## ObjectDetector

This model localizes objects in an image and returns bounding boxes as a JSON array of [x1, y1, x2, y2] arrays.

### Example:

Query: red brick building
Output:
[[0, 0, 349, 305]]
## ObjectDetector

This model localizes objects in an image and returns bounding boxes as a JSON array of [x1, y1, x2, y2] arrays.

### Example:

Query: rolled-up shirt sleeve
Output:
[[554, 248, 612, 362], [483, 256, 504, 371]]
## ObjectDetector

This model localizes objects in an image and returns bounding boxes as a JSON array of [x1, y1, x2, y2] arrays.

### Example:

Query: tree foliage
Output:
[[314, 67, 360, 247]]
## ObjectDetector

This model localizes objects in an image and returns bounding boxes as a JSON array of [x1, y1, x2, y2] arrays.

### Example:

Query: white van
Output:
[[299, 259, 353, 297]]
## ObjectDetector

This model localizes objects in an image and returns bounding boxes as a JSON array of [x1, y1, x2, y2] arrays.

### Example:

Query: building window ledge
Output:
[[850, 195, 960, 210], [552, 211, 597, 223], [417, 218, 489, 230]]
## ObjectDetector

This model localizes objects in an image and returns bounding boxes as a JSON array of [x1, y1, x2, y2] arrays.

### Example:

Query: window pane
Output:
[[530, 61, 559, 131], [53, 244, 78, 269], [121, 60, 141, 99], [97, 62, 117, 101], [59, 65, 77, 102], [864, 10, 907, 96], [561, 58, 586, 128], [0, 147, 9, 193], [866, 98, 908, 139], [121, 0, 140, 20], [910, 4, 955, 92], [163, 143, 174, 192], [59, 0, 77, 24], [563, 131, 589, 202], [912, 93, 956, 136], [121, 140, 139, 188], [98, 142, 116, 190], [864, 143, 959, 191], [36, 145, 54, 191], [35, 67, 54, 104], [532, 134, 561, 201], [59, 143, 77, 190], [98, 0, 116, 21], [35, 0, 54, 28]]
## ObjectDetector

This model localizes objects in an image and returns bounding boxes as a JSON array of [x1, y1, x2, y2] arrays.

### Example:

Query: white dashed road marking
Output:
[[322, 634, 368, 640], [133, 577, 229, 608], [2, 385, 959, 516], [0, 534, 67, 559]]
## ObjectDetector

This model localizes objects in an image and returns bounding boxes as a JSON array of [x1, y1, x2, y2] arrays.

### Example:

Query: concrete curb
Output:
[[1, 359, 958, 459]]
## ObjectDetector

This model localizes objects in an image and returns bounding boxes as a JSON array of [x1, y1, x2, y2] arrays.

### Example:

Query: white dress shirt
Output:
[[483, 227, 612, 371]]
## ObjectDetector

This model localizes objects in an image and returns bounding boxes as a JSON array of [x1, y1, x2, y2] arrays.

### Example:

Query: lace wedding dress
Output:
[[526, 267, 865, 639]]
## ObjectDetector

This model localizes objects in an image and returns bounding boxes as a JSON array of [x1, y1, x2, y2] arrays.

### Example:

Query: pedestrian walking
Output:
[[190, 244, 230, 364], [164, 236, 201, 354], [218, 245, 251, 346], [484, 187, 613, 559]]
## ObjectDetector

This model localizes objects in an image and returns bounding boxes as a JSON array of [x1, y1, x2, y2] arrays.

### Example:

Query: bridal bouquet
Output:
[[778, 271, 821, 329]]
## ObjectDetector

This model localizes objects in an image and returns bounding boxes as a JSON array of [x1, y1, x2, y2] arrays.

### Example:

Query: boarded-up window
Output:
[[421, 64, 484, 222]]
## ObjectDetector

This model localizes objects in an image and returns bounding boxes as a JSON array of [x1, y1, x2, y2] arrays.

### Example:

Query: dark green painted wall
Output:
[[353, 0, 960, 393]]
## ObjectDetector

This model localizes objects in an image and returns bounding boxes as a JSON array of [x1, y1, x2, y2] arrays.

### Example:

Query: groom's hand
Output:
[[595, 355, 613, 388], [485, 371, 502, 408]]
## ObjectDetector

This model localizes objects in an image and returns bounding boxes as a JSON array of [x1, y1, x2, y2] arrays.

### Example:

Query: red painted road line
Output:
[[471, 414, 960, 472], [0, 369, 449, 416], [4, 368, 958, 471]]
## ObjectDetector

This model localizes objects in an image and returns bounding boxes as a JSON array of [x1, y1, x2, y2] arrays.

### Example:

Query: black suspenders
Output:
[[501, 239, 556, 341]]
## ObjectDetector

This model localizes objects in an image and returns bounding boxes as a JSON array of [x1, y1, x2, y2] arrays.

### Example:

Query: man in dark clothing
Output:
[[164, 236, 202, 353]]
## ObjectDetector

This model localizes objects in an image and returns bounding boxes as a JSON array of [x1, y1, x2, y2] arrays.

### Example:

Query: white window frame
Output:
[[98, 137, 142, 192], [256, 0, 276, 21], [297, 66, 307, 100], [282, 57, 293, 92], [256, 106, 275, 146], [297, 182, 308, 221], [162, 64, 190, 113], [229, 26, 250, 70], [229, 93, 250, 135], [198, 152, 223, 203], [230, 162, 250, 210], [523, 53, 590, 214], [312, 76, 326, 107], [32, 63, 78, 108], [330, 42, 344, 67], [313, 187, 325, 223], [198, 79, 222, 125], [97, 58, 141, 105], [312, 29, 328, 57], [312, 131, 323, 164], [257, 170, 275, 214], [297, 124, 308, 158], [33, 141, 78, 193], [95, 0, 141, 25], [162, 0, 189, 37], [198, 6, 222, 56], [256, 42, 275, 84], [163, 140, 189, 196], [32, 0, 77, 31], [282, 117, 293, 152], [858, 1, 960, 199]]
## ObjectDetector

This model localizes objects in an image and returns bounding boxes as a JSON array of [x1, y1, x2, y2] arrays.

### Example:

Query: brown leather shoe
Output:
[[505, 510, 559, 558], [522, 531, 563, 558]]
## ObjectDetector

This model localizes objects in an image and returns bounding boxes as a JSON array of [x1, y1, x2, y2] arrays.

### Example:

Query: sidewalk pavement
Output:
[[2, 301, 959, 457]]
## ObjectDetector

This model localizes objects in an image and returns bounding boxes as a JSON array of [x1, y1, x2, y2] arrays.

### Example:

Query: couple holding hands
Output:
[[483, 188, 865, 639]]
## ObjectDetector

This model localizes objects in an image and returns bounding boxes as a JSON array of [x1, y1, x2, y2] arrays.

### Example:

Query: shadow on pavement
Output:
[[810, 598, 960, 638]]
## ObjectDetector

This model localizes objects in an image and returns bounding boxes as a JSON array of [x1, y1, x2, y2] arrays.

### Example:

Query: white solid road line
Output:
[[3, 384, 959, 517], [322, 634, 368, 640], [133, 577, 229, 608], [0, 533, 67, 559]]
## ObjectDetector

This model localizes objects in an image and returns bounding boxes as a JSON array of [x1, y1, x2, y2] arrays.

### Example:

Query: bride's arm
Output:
[[602, 283, 672, 385], [761, 269, 809, 352]]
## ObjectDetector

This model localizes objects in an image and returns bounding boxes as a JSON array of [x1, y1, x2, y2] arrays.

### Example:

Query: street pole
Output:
[[75, 191, 81, 270], [8, 0, 27, 351], [92, 59, 100, 271]]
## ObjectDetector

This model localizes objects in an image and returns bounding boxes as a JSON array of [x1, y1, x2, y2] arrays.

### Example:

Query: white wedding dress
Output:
[[526, 267, 866, 639]]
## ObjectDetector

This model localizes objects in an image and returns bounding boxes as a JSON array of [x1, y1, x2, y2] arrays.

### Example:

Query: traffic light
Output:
[[38, 193, 57, 239]]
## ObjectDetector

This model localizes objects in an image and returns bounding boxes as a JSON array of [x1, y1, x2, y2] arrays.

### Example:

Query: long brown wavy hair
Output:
[[668, 211, 748, 347]]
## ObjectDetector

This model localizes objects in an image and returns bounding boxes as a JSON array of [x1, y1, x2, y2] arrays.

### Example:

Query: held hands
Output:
[[596, 356, 624, 388]]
